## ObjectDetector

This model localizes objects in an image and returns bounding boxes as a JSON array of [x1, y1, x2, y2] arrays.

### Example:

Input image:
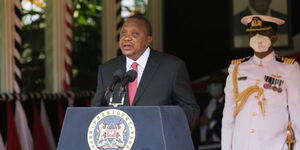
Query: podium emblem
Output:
[[87, 109, 136, 150]]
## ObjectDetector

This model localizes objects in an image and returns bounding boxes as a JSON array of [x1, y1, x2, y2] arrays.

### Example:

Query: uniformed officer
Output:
[[222, 15, 300, 150]]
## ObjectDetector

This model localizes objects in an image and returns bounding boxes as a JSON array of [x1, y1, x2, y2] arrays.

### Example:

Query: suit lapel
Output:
[[114, 56, 126, 73], [132, 51, 159, 105]]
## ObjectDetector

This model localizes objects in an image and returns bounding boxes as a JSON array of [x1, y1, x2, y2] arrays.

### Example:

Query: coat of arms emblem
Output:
[[87, 109, 135, 150]]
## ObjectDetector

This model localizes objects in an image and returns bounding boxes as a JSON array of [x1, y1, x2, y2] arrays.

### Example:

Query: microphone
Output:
[[104, 69, 125, 97], [121, 69, 137, 88], [109, 69, 137, 107], [119, 69, 137, 95]]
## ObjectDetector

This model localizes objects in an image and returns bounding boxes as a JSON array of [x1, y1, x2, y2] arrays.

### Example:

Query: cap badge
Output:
[[251, 17, 262, 27]]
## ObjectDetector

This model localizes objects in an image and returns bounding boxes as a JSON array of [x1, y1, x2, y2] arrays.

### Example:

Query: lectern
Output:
[[57, 106, 194, 150]]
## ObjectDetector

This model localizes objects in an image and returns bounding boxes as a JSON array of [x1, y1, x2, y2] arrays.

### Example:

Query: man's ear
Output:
[[270, 34, 278, 44], [147, 36, 153, 46]]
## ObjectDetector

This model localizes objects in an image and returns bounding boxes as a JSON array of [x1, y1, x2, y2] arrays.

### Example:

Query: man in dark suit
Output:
[[91, 15, 199, 128]]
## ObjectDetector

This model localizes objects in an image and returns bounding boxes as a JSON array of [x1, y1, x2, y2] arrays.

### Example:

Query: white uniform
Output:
[[222, 51, 300, 150]]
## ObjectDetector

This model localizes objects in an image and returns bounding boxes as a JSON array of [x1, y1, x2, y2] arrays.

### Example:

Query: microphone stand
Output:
[[108, 86, 126, 107]]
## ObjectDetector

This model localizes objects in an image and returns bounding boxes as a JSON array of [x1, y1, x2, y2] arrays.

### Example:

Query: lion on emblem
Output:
[[96, 121, 127, 149]]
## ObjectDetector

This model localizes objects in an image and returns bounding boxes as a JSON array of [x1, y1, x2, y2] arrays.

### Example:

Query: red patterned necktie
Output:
[[128, 62, 138, 105]]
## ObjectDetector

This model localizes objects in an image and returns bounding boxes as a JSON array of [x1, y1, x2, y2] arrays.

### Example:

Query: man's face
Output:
[[248, 30, 277, 55], [249, 0, 272, 14], [119, 18, 152, 61], [207, 82, 224, 98]]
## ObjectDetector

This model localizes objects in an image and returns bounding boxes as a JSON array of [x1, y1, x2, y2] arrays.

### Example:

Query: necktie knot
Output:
[[131, 62, 138, 71]]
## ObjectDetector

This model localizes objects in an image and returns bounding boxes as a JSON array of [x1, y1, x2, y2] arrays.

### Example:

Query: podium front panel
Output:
[[57, 106, 193, 150]]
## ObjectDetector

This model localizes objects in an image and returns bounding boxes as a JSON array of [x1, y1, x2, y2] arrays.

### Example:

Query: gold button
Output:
[[249, 129, 255, 133], [251, 113, 257, 116]]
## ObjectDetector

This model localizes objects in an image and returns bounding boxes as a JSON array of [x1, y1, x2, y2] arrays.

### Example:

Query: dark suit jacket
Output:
[[91, 49, 199, 126]]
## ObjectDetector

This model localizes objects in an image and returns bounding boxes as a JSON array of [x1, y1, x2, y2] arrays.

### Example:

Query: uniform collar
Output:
[[252, 51, 275, 66]]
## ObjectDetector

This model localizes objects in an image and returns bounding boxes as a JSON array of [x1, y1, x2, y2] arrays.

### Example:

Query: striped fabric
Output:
[[63, 0, 73, 92], [13, 0, 23, 93]]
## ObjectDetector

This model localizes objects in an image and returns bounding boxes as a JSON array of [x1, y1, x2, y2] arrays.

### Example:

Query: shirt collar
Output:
[[126, 47, 150, 70], [252, 51, 275, 65]]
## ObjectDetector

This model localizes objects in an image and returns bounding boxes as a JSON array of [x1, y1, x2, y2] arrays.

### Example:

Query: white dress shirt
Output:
[[126, 47, 150, 86]]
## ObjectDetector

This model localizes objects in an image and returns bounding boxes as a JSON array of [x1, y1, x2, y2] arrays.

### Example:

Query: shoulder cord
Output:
[[232, 64, 266, 117]]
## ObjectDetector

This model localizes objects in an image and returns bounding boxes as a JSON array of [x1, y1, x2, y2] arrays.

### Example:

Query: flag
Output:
[[15, 100, 33, 150], [40, 100, 56, 150], [0, 132, 5, 150], [6, 102, 21, 150], [32, 100, 50, 150], [57, 99, 65, 133]]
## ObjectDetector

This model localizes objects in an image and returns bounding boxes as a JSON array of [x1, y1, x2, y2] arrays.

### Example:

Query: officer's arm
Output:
[[221, 64, 235, 150]]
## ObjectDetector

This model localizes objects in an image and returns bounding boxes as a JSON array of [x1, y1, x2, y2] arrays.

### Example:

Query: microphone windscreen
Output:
[[126, 69, 137, 82], [113, 69, 125, 79]]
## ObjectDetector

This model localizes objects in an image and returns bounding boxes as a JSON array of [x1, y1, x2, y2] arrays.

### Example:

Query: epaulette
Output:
[[231, 56, 251, 64], [276, 56, 296, 64]]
